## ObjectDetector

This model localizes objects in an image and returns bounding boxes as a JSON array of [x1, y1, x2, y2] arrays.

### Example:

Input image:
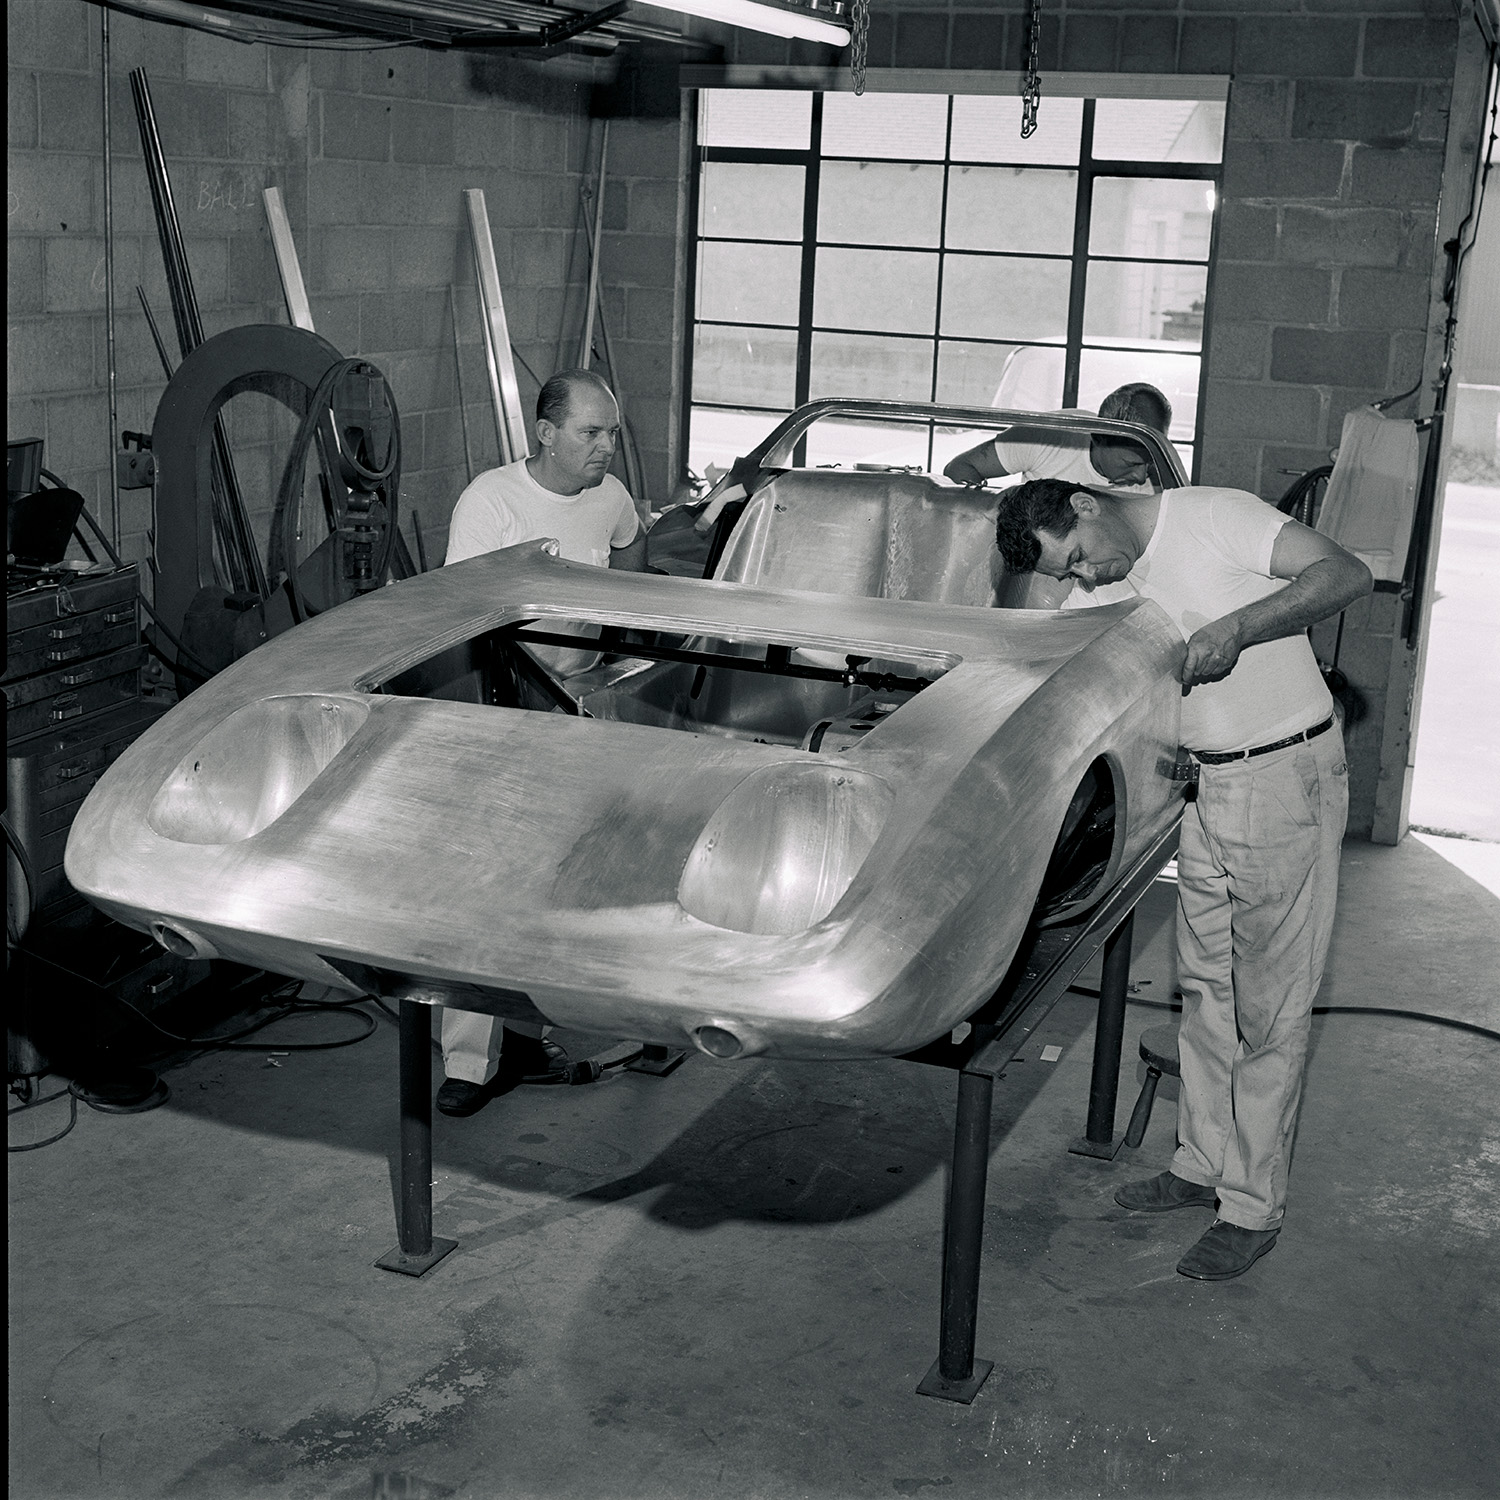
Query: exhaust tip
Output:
[[149, 921, 218, 961], [694, 1025, 745, 1059]]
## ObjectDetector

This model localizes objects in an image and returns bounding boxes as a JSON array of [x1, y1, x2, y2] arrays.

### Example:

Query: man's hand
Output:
[[1182, 617, 1246, 689]]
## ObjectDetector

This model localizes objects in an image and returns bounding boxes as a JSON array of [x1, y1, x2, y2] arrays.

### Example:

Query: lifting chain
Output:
[[1021, 0, 1042, 138], [850, 0, 870, 96]]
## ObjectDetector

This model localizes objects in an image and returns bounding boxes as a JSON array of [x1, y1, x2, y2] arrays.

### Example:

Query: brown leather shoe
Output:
[[1177, 1219, 1279, 1281], [1114, 1171, 1218, 1212]]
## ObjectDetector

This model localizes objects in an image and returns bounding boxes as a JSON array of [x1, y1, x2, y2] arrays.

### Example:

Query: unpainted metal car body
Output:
[[65, 402, 1189, 1062]]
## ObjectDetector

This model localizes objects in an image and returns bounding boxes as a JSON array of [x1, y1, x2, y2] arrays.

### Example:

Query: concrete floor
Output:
[[9, 835, 1499, 1500]]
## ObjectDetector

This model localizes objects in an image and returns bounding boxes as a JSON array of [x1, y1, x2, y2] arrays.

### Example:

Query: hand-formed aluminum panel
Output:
[[66, 540, 1186, 1061]]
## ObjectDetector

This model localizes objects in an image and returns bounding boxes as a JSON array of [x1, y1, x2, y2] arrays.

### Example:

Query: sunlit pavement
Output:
[[1408, 481, 1500, 889]]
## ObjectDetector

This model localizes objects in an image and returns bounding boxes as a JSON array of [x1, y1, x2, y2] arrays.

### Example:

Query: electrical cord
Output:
[[1066, 986, 1500, 1044], [8, 1083, 80, 1153]]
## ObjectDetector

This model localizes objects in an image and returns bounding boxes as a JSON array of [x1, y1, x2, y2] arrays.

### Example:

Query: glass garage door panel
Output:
[[693, 325, 799, 409], [949, 95, 1083, 166], [699, 162, 806, 243], [1092, 99, 1226, 164], [940, 255, 1071, 343], [945, 166, 1077, 255], [821, 92, 949, 160], [809, 332, 934, 403], [689, 406, 789, 478], [1077, 348, 1201, 443], [1083, 262, 1208, 349], [818, 161, 944, 248], [935, 341, 1065, 411], [698, 241, 803, 326], [697, 89, 812, 150], [1089, 178, 1214, 261], [814, 248, 939, 335]]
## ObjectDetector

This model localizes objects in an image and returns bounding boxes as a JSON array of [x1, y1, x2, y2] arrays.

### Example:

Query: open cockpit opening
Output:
[[373, 620, 956, 751]]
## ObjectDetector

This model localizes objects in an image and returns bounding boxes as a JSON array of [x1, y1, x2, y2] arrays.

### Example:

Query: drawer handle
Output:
[[104, 607, 136, 624], [47, 646, 84, 664], [49, 622, 85, 640], [59, 669, 95, 687], [56, 761, 94, 781], [51, 704, 84, 722]]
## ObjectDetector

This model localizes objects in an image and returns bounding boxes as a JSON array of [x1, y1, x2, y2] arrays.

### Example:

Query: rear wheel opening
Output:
[[1033, 757, 1118, 922]]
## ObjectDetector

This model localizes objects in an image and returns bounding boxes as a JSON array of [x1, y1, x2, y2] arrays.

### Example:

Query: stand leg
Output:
[[916, 1068, 995, 1403], [1069, 911, 1133, 1160], [1123, 1067, 1161, 1149], [376, 999, 457, 1276]]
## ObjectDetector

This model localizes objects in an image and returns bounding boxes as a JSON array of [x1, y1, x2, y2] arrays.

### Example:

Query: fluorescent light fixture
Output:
[[637, 0, 850, 47]]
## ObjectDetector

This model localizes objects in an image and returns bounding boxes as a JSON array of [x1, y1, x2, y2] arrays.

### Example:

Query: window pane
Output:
[[1077, 348, 1201, 442], [694, 324, 798, 408], [700, 162, 805, 242], [698, 241, 802, 325], [689, 406, 789, 479], [814, 247, 938, 335], [809, 332, 934, 402], [940, 254, 1071, 343], [803, 417, 931, 470], [698, 89, 811, 149], [818, 161, 943, 248], [1089, 178, 1214, 261], [946, 166, 1077, 255], [936, 341, 1065, 411], [1092, 99, 1226, 164], [1083, 262, 1208, 349], [821, 92, 948, 160], [950, 95, 1083, 166]]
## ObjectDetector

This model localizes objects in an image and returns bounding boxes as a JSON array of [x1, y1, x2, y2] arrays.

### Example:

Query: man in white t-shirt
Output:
[[994, 477, 1371, 1280], [944, 382, 1173, 492], [437, 368, 644, 1118]]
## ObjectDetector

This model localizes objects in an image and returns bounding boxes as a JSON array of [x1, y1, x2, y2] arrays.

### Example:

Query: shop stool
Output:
[[1123, 1023, 1180, 1149]]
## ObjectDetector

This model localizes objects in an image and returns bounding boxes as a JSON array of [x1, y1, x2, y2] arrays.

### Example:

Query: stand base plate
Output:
[[916, 1357, 994, 1404], [375, 1238, 458, 1277], [1068, 1132, 1125, 1160], [627, 1047, 688, 1077]]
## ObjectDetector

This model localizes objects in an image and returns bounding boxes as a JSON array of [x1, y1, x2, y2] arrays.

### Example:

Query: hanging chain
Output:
[[1020, 0, 1042, 138], [850, 0, 870, 96]]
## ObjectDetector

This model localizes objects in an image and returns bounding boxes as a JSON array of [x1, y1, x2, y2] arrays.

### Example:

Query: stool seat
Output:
[[1139, 1024, 1181, 1076]]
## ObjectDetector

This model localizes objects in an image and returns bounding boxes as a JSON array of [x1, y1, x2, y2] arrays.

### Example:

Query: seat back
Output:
[[712, 470, 1006, 609]]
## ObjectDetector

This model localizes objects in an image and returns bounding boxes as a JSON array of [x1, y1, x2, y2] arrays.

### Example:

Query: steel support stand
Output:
[[627, 1042, 688, 1076], [376, 999, 457, 1276], [1069, 910, 1134, 1160], [916, 1066, 997, 1403]]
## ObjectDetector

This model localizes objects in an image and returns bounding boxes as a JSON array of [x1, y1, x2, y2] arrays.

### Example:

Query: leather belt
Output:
[[1190, 716, 1335, 766]]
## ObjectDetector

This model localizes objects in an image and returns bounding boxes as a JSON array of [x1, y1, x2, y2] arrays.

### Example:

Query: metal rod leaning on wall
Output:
[[463, 189, 530, 467], [262, 187, 316, 333], [129, 68, 266, 597], [102, 8, 121, 551], [448, 286, 476, 484], [578, 120, 610, 369]]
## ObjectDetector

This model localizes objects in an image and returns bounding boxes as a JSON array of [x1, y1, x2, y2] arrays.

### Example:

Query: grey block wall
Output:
[[6, 0, 683, 573]]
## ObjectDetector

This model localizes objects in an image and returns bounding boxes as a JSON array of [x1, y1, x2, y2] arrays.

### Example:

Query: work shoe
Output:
[[435, 1075, 504, 1117], [500, 1032, 570, 1083], [1114, 1171, 1218, 1212], [1177, 1220, 1280, 1281]]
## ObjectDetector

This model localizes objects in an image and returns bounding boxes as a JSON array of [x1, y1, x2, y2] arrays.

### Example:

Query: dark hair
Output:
[[994, 479, 1095, 573], [1099, 382, 1171, 434], [536, 368, 615, 428]]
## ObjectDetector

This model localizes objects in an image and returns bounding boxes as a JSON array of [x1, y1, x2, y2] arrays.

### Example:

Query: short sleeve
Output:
[[610, 489, 640, 548], [1207, 493, 1287, 578]]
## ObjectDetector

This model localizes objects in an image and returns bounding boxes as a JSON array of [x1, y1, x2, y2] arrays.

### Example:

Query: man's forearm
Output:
[[1229, 555, 1372, 649]]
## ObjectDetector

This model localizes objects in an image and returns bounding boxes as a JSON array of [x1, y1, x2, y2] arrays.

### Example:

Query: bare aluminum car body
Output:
[[66, 402, 1188, 1061]]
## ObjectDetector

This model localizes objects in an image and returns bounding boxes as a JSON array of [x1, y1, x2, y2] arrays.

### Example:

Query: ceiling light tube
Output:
[[636, 0, 850, 47]]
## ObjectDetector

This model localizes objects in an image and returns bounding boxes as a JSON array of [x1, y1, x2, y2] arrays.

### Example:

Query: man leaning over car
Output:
[[993, 476, 1371, 1280]]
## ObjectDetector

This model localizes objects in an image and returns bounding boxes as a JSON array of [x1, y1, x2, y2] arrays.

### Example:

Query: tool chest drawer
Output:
[[5, 614, 138, 680], [3, 644, 146, 736]]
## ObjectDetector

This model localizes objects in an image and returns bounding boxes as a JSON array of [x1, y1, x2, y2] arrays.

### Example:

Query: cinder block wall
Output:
[[714, 0, 1466, 838], [6, 0, 683, 576]]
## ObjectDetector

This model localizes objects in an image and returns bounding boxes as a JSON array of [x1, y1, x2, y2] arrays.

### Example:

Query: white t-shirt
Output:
[[1064, 487, 1332, 753], [992, 410, 1152, 492], [444, 459, 638, 567]]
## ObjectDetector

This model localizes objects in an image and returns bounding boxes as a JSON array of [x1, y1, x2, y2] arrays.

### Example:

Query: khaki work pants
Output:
[[1170, 724, 1349, 1231], [440, 1008, 545, 1085]]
